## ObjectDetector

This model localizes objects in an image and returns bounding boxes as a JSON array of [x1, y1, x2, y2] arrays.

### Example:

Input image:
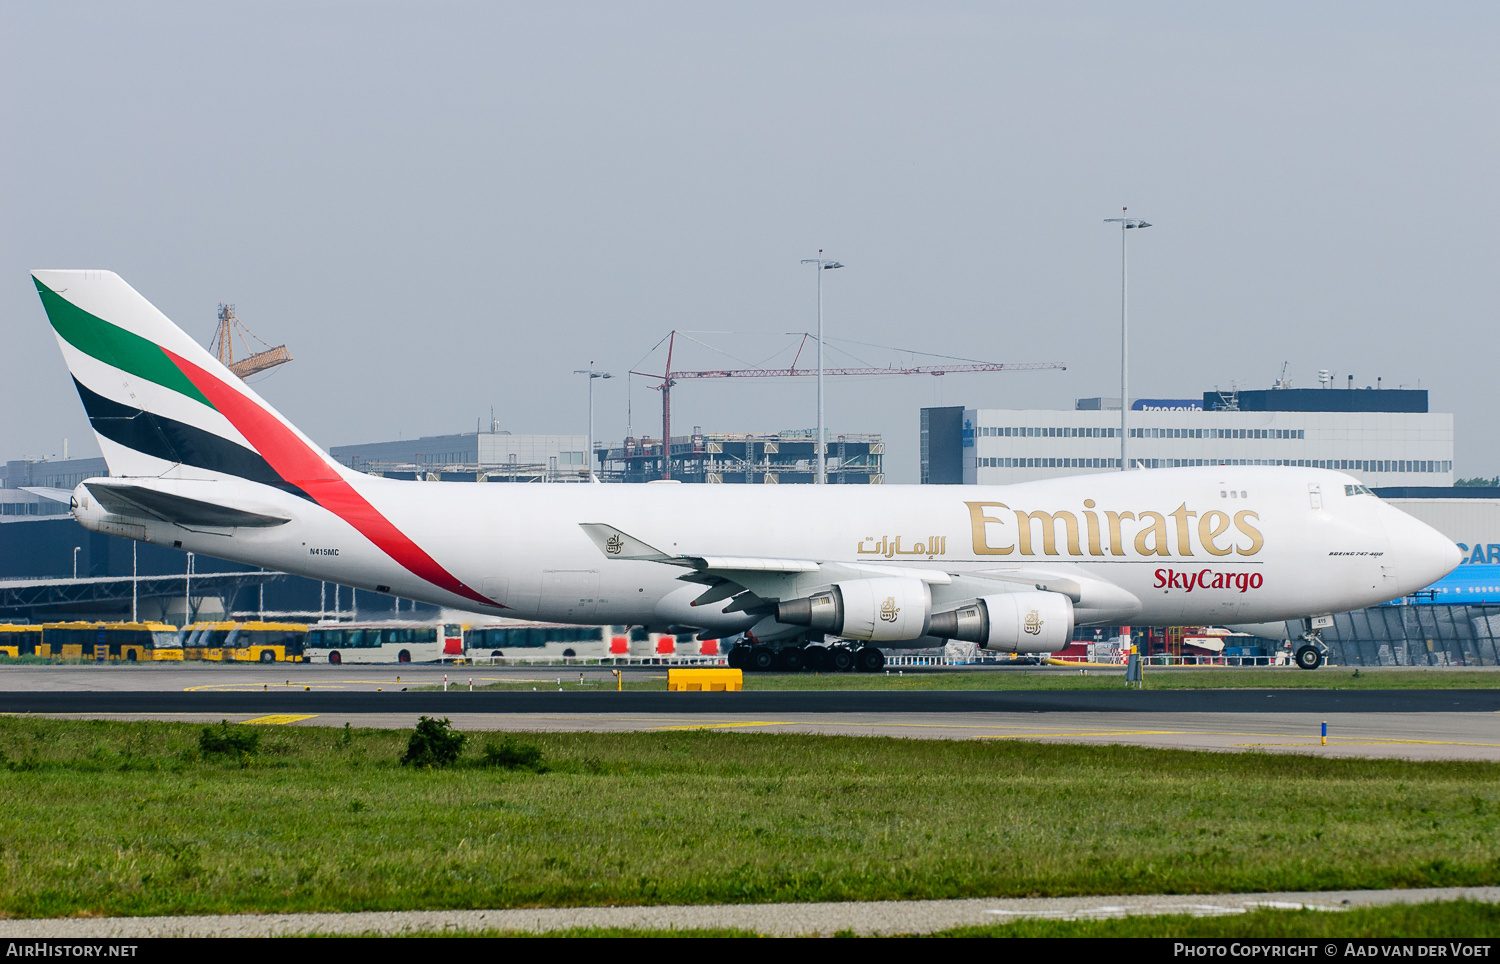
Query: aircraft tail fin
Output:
[[32, 269, 340, 496]]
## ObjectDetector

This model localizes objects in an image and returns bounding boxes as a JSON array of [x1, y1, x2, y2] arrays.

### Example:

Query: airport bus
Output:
[[303, 622, 462, 664], [466, 623, 614, 658], [466, 623, 721, 659], [0, 625, 42, 659], [0, 621, 183, 661], [180, 621, 308, 662]]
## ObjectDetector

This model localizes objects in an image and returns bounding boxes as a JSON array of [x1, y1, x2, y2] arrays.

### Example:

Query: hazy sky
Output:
[[4, 2, 1496, 482]]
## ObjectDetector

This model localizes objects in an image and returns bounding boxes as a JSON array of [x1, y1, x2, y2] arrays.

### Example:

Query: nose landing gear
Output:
[[1294, 620, 1329, 670], [1294, 644, 1324, 670]]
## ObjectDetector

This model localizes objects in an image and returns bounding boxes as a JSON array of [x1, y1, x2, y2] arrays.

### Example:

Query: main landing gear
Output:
[[728, 643, 884, 672]]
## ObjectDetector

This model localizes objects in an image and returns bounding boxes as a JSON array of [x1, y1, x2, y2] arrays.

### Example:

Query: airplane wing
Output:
[[580, 523, 1138, 621], [583, 522, 956, 611]]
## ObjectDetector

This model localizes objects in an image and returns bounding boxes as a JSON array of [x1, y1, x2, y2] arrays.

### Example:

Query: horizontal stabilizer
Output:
[[19, 486, 74, 504], [85, 482, 290, 528]]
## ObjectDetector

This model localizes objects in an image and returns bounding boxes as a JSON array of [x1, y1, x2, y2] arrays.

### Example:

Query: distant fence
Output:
[[458, 654, 727, 667]]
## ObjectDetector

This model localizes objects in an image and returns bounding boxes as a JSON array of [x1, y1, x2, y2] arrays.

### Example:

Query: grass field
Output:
[[0, 716, 1497, 919], [464, 668, 1500, 692]]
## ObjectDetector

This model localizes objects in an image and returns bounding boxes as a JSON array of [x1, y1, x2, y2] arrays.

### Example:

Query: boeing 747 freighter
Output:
[[34, 270, 1461, 671]]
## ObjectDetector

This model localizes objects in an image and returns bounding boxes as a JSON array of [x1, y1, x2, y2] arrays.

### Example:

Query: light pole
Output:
[[72, 546, 80, 579], [1103, 210, 1151, 471], [185, 552, 193, 624], [800, 252, 845, 483], [573, 367, 612, 481]]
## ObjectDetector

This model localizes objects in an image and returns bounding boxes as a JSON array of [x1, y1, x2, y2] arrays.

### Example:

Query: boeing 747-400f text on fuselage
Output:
[[35, 270, 1461, 671]]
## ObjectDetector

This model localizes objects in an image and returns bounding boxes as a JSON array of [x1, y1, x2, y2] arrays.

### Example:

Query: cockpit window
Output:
[[1344, 484, 1376, 496]]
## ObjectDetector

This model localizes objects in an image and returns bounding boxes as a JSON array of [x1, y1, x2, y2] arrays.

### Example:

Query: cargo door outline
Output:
[[543, 569, 600, 621]]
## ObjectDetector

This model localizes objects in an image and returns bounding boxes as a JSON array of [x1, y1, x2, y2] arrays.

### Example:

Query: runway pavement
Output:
[[3, 664, 1498, 760]]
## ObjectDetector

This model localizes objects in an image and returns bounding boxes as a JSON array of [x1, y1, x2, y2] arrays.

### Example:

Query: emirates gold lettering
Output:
[[1014, 509, 1080, 556], [1169, 503, 1196, 557], [964, 502, 1014, 555], [1233, 510, 1264, 555], [1198, 510, 1233, 556], [1105, 510, 1135, 556], [1133, 511, 1171, 556], [958, 500, 1265, 559], [1082, 499, 1104, 556]]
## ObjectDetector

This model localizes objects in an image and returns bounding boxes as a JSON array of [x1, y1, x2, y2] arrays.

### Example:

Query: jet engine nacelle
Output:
[[927, 591, 1074, 653], [775, 577, 932, 642]]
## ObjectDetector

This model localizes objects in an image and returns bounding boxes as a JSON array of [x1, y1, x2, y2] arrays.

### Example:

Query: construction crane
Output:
[[209, 304, 293, 379], [630, 330, 1067, 479]]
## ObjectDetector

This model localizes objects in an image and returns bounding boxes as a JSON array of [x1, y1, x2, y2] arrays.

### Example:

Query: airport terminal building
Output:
[[921, 387, 1453, 488]]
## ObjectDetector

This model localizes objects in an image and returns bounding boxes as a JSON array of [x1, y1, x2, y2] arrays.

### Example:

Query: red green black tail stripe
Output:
[[160, 349, 499, 609]]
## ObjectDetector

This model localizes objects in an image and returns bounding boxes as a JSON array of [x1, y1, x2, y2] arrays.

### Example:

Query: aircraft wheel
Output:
[[855, 647, 886, 672], [259, 650, 275, 663], [830, 648, 854, 672], [1294, 645, 1323, 670], [726, 647, 745, 669], [749, 646, 776, 671], [803, 646, 830, 671], [774, 647, 805, 671]]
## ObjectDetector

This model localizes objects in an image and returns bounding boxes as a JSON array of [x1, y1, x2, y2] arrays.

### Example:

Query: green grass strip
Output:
[[0, 717, 1496, 918]]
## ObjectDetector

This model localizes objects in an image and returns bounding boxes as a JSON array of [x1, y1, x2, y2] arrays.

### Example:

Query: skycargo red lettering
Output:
[[1154, 569, 1264, 593]]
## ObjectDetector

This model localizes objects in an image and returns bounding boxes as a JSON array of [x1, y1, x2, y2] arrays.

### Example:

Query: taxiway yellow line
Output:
[[241, 714, 319, 725]]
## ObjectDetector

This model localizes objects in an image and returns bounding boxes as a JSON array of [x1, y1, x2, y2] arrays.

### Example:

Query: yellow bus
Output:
[[21, 622, 183, 661], [0, 625, 43, 658], [180, 621, 308, 662]]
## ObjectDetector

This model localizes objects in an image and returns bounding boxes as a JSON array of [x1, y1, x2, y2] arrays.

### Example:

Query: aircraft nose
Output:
[[1383, 505, 1462, 592]]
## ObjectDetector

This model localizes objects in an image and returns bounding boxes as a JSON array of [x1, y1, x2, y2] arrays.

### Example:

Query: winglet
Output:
[[579, 523, 685, 563]]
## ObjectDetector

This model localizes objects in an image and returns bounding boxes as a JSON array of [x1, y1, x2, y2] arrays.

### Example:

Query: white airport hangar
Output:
[[920, 386, 1453, 488]]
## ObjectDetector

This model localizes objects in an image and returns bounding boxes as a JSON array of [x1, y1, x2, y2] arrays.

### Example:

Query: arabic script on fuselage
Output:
[[857, 535, 948, 559]]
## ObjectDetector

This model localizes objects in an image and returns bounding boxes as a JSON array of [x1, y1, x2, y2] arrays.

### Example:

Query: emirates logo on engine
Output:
[[879, 596, 900, 622], [1024, 609, 1043, 635]]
